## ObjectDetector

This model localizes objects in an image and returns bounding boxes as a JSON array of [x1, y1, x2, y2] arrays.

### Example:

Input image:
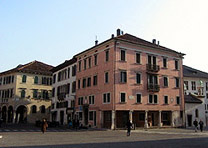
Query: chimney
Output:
[[95, 40, 98, 46], [152, 39, 156, 44], [111, 34, 114, 38], [157, 41, 160, 45], [117, 29, 121, 36]]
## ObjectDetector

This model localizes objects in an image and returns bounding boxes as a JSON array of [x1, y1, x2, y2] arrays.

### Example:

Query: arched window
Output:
[[22, 75, 27, 83], [195, 109, 199, 118], [34, 76, 38, 84], [21, 90, 25, 98], [40, 105, 46, 113], [31, 105, 37, 113]]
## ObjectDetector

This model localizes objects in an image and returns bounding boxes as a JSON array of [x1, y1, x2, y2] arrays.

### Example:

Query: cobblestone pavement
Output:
[[1, 127, 208, 148]]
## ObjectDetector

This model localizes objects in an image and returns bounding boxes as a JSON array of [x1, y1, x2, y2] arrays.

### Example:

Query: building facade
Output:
[[75, 29, 185, 129], [0, 61, 53, 124], [51, 58, 77, 125], [183, 65, 208, 127]]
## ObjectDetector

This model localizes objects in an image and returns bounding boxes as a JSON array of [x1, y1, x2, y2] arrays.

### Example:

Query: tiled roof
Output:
[[51, 58, 77, 72], [0, 61, 53, 76], [183, 65, 208, 79], [185, 94, 202, 104], [116, 34, 185, 56], [74, 33, 185, 57]]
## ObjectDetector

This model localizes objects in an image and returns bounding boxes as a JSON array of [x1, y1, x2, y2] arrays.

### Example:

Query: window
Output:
[[40, 105, 46, 113], [120, 92, 126, 103], [164, 76, 168, 87], [103, 93, 110, 103], [184, 81, 189, 90], [21, 90, 25, 98], [79, 61, 82, 72], [105, 50, 109, 62], [136, 94, 141, 103], [72, 81, 76, 93], [176, 96, 180, 105], [175, 77, 180, 88], [78, 79, 81, 89], [84, 59, 87, 70], [191, 81, 196, 90], [32, 105, 37, 113], [163, 57, 167, 68], [195, 109, 199, 118], [175, 60, 179, 70], [164, 96, 168, 104], [105, 72, 109, 83], [88, 57, 91, 68], [22, 75, 27, 83], [72, 65, 76, 76], [53, 74, 56, 83], [148, 94, 158, 104], [93, 75, 97, 86], [121, 50, 126, 61], [94, 54, 98, 66], [87, 77, 91, 87], [33, 89, 38, 98], [206, 93, 208, 99], [120, 71, 127, 83], [82, 78, 86, 88], [89, 95, 94, 105], [148, 55, 157, 65], [78, 112, 83, 120], [52, 88, 55, 97], [89, 111, 94, 121], [78, 97, 83, 105], [34, 76, 38, 84], [206, 82, 208, 91], [136, 73, 141, 84], [136, 53, 141, 64], [68, 68, 70, 78]]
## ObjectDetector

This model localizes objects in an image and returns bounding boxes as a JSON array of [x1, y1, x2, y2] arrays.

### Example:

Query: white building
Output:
[[51, 58, 77, 125], [183, 65, 208, 127]]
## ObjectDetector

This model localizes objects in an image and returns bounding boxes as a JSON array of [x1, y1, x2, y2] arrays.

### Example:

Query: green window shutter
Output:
[[34, 76, 38, 84], [22, 75, 27, 83]]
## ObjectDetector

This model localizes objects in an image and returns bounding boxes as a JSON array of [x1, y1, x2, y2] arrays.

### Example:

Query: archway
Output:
[[2, 106, 7, 123], [8, 106, 14, 123], [16, 105, 27, 123]]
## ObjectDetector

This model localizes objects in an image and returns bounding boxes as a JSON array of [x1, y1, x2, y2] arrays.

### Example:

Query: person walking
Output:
[[199, 120, 204, 132], [41, 119, 48, 134], [193, 119, 198, 132], [126, 120, 132, 136]]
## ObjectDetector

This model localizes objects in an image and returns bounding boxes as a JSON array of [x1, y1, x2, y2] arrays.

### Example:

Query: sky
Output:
[[0, 0, 208, 72]]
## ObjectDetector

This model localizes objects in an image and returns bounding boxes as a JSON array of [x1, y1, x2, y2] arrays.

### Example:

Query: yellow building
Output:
[[0, 61, 53, 124]]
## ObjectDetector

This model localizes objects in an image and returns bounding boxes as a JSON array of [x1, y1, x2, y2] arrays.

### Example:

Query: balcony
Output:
[[148, 83, 160, 92], [146, 64, 160, 72]]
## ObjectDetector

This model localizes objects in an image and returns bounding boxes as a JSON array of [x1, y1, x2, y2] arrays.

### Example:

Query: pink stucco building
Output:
[[75, 29, 185, 129]]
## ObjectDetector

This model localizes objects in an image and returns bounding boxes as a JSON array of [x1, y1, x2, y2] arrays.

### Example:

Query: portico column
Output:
[[111, 110, 115, 130], [158, 111, 162, 127], [13, 111, 16, 124], [129, 110, 133, 123], [171, 111, 175, 127], [144, 110, 149, 129]]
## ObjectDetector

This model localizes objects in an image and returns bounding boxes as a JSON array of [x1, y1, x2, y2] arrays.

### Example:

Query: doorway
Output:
[[187, 115, 192, 127]]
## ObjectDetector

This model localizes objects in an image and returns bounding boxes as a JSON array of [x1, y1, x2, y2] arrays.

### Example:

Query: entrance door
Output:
[[60, 111, 64, 125], [187, 115, 192, 127], [94, 111, 96, 126], [83, 105, 89, 125], [151, 113, 155, 126]]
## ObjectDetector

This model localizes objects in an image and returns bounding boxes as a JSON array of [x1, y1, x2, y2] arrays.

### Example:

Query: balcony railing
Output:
[[148, 83, 160, 92], [146, 64, 160, 72]]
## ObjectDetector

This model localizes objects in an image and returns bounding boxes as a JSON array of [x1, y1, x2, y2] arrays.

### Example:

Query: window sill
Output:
[[133, 63, 142, 65], [118, 60, 127, 63], [134, 83, 142, 86], [163, 86, 169, 88], [174, 87, 180, 89], [119, 82, 127, 84], [119, 102, 126, 104], [147, 103, 158, 105], [135, 102, 142, 104], [161, 67, 168, 69]]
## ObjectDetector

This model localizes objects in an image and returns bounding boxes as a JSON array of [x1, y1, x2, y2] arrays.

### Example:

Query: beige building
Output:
[[0, 61, 53, 124]]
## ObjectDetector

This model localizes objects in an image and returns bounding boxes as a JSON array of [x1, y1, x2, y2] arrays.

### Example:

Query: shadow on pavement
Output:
[[4, 137, 208, 148]]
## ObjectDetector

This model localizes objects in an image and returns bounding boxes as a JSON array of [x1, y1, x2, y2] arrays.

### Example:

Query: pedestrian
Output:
[[193, 119, 198, 132], [126, 120, 132, 136], [41, 119, 48, 134], [199, 120, 204, 132], [68, 120, 72, 129]]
